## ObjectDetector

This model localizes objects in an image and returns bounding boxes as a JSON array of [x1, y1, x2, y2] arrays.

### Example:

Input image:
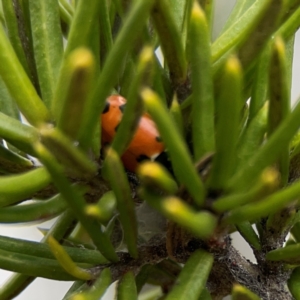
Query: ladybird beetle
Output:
[[101, 95, 169, 172]]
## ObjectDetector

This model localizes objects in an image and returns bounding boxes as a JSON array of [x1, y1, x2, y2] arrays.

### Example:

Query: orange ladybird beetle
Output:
[[101, 95, 169, 172]]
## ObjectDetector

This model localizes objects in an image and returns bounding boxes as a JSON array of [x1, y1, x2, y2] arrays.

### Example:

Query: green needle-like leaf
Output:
[[170, 95, 184, 137], [2, 0, 31, 78], [62, 280, 86, 300], [283, 0, 300, 20], [180, 0, 193, 48], [138, 161, 178, 195], [62, 281, 86, 300], [236, 222, 261, 250], [56, 48, 95, 140], [0, 167, 51, 207], [198, 0, 215, 28], [59, 0, 74, 16], [236, 104, 268, 172], [0, 24, 50, 125], [266, 243, 300, 263], [0, 77, 20, 120], [52, 0, 101, 119], [135, 264, 155, 293], [284, 36, 295, 102], [0, 111, 38, 155], [0, 274, 35, 300], [208, 56, 242, 190], [0, 248, 76, 280], [248, 45, 271, 123], [44, 209, 76, 242], [0, 6, 4, 26], [198, 287, 212, 300], [213, 167, 279, 212], [70, 268, 111, 300], [278, 5, 300, 42], [63, 0, 100, 57], [117, 271, 138, 300], [59, 2, 72, 32], [0, 0, 298, 297], [47, 235, 92, 280], [8, 0, 41, 93], [212, 0, 281, 65], [85, 191, 117, 226], [152, 0, 187, 86], [0, 210, 76, 299], [40, 127, 96, 177], [188, 2, 215, 161], [0, 192, 67, 223], [0, 234, 107, 265], [78, 0, 155, 148], [226, 178, 300, 223], [140, 189, 217, 239], [267, 36, 290, 186], [165, 250, 213, 300], [119, 58, 136, 98], [221, 0, 256, 33], [142, 88, 205, 206], [228, 95, 300, 192], [105, 148, 138, 258], [179, 93, 193, 110], [288, 267, 300, 299], [152, 57, 172, 104], [34, 143, 119, 262], [166, 0, 186, 32], [99, 0, 113, 62], [109, 46, 153, 157], [28, 0, 63, 108], [237, 0, 285, 69], [0, 143, 32, 174]]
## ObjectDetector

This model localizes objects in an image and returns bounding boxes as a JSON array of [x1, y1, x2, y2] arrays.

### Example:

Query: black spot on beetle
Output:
[[156, 136, 162, 143], [136, 154, 150, 162], [102, 102, 110, 114], [154, 151, 173, 173], [154, 151, 168, 164], [119, 103, 126, 113]]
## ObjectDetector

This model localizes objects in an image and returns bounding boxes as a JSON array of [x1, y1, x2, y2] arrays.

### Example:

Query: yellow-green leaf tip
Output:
[[191, 1, 206, 21], [137, 161, 178, 194], [69, 47, 95, 69], [225, 55, 242, 76]]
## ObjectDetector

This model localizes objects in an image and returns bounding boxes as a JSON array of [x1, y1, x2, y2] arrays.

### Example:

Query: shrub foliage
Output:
[[0, 0, 300, 299]]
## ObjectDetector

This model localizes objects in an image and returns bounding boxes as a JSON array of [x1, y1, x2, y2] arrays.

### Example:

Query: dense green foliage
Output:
[[0, 0, 300, 299]]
